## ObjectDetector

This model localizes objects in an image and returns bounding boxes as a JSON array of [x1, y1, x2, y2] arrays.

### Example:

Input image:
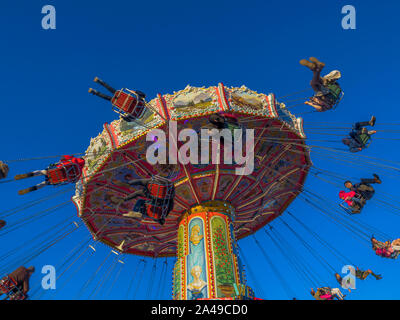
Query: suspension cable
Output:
[[252, 234, 296, 299]]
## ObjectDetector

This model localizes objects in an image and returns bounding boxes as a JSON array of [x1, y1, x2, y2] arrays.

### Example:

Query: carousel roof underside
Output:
[[73, 84, 311, 257]]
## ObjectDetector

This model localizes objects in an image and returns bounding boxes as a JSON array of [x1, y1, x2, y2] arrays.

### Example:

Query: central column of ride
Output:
[[173, 200, 253, 300]]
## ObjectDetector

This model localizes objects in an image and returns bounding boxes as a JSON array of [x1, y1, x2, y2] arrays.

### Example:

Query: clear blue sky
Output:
[[0, 0, 399, 300]]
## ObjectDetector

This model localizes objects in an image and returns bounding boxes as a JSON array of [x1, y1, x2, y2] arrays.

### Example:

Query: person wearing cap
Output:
[[300, 57, 342, 112]]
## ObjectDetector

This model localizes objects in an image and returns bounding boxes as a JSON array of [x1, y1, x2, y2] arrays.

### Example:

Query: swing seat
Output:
[[357, 133, 372, 149], [147, 182, 174, 199], [375, 247, 398, 259], [144, 202, 170, 225], [145, 204, 166, 220], [0, 277, 26, 300], [144, 195, 173, 224], [111, 89, 146, 120], [310, 88, 344, 111], [322, 82, 343, 108], [47, 162, 81, 185], [147, 176, 174, 199], [339, 193, 365, 214], [391, 251, 400, 259], [0, 277, 14, 294]]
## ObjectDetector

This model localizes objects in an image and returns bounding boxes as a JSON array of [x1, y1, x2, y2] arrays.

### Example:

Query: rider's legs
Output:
[[123, 189, 147, 202], [127, 178, 150, 188], [93, 77, 116, 94], [88, 88, 112, 101], [310, 68, 324, 95]]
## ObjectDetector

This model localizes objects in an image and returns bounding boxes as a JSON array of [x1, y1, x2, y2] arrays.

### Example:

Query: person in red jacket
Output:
[[310, 287, 345, 300], [339, 190, 365, 214], [0, 266, 35, 300], [371, 236, 400, 259], [14, 155, 85, 195]]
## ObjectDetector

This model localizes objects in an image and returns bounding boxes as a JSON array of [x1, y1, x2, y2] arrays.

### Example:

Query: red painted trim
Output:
[[217, 83, 230, 111], [104, 123, 119, 149], [157, 94, 170, 120]]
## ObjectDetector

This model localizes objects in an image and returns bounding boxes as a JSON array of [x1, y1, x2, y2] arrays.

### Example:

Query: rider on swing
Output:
[[342, 116, 377, 153], [311, 287, 345, 300], [300, 57, 342, 112], [339, 190, 365, 214], [0, 161, 9, 180], [0, 266, 35, 300], [339, 174, 381, 213], [89, 77, 147, 122], [371, 236, 400, 259], [121, 175, 175, 225], [15, 155, 85, 195], [334, 267, 382, 289], [208, 113, 243, 148]]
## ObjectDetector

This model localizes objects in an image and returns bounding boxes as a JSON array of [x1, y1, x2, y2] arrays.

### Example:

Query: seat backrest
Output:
[[358, 133, 371, 146], [47, 168, 68, 184], [325, 82, 342, 99]]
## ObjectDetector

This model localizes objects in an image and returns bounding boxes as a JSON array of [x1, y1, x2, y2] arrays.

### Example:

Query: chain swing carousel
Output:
[[74, 82, 311, 300], [2, 71, 400, 300]]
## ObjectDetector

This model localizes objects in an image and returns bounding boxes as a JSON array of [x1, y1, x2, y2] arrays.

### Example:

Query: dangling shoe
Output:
[[342, 138, 351, 146], [309, 57, 325, 69], [369, 115, 376, 126], [300, 59, 317, 71], [123, 211, 142, 219], [373, 174, 382, 184], [14, 172, 35, 180], [18, 186, 38, 195]]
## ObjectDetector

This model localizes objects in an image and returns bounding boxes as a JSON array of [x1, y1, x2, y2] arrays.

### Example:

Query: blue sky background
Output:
[[0, 0, 399, 300]]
